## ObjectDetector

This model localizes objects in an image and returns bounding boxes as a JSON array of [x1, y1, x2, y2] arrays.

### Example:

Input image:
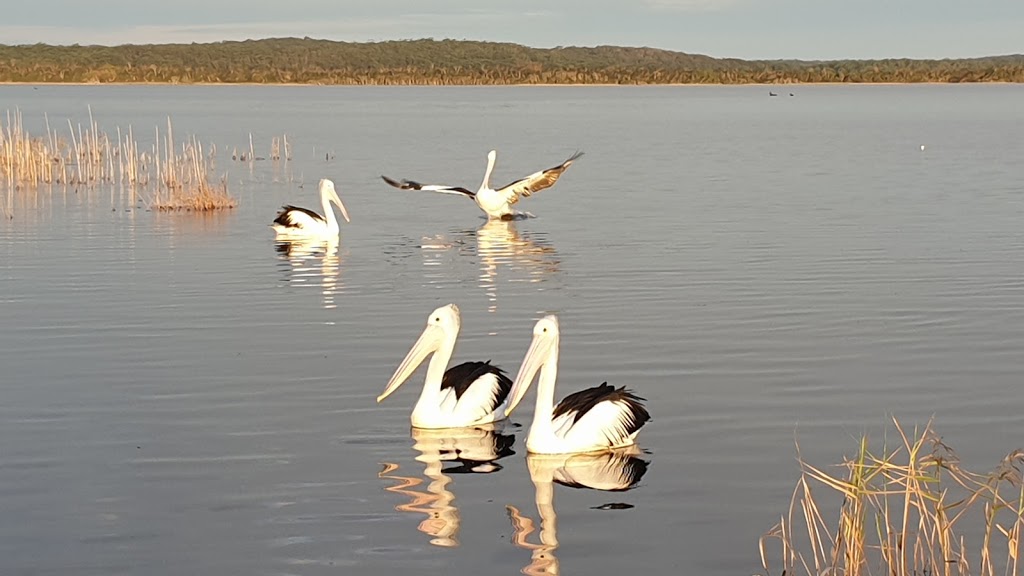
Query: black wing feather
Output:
[[553, 382, 651, 437], [441, 360, 513, 412], [381, 175, 475, 198], [273, 205, 325, 227], [381, 175, 422, 190]]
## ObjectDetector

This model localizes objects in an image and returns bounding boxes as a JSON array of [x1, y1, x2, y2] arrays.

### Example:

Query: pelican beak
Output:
[[331, 189, 351, 223], [505, 332, 553, 417], [378, 324, 443, 403]]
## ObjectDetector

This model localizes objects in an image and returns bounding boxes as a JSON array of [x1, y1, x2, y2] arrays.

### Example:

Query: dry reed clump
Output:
[[148, 118, 234, 212], [1, 108, 235, 211], [761, 417, 1024, 576]]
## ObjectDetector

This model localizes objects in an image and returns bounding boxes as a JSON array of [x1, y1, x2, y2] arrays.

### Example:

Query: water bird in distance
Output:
[[271, 178, 350, 239], [378, 304, 514, 428], [381, 150, 583, 220], [504, 315, 650, 454]]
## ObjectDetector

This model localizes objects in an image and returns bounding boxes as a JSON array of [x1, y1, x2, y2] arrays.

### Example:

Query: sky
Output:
[[2, 0, 1022, 61]]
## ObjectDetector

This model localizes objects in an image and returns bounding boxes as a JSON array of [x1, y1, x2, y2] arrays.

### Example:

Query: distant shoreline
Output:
[[2, 81, 1019, 87], [2, 39, 1021, 85]]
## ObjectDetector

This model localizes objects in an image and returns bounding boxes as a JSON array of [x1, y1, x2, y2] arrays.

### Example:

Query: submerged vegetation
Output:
[[1, 109, 235, 212], [762, 418, 1024, 576], [1, 39, 1022, 85]]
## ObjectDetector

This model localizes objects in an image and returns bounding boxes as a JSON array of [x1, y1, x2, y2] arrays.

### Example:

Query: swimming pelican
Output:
[[271, 178, 350, 238], [378, 304, 514, 429], [505, 315, 650, 454], [381, 150, 583, 220]]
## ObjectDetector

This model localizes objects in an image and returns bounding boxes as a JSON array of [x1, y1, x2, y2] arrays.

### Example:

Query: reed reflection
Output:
[[420, 219, 560, 313], [507, 449, 650, 575], [379, 426, 516, 548], [274, 237, 343, 310], [157, 209, 232, 238]]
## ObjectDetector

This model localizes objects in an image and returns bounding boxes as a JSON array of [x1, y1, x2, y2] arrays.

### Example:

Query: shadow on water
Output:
[[507, 448, 651, 575], [274, 237, 344, 310], [420, 219, 561, 313], [378, 425, 518, 548]]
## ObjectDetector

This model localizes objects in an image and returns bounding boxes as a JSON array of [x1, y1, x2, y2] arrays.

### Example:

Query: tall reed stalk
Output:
[[761, 417, 1024, 576], [0, 109, 235, 211]]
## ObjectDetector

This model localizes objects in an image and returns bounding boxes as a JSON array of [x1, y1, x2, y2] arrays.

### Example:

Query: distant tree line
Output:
[[1, 38, 1022, 85]]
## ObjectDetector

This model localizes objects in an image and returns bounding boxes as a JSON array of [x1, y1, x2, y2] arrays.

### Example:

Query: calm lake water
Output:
[[2, 84, 1023, 575]]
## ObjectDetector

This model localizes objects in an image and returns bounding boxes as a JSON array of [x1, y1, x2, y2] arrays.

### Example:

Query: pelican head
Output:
[[319, 178, 351, 223], [505, 315, 560, 416], [377, 304, 462, 403], [480, 150, 499, 190]]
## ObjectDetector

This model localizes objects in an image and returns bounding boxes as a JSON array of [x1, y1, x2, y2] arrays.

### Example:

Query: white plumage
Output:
[[382, 150, 583, 220], [504, 315, 650, 454], [271, 178, 350, 239], [378, 304, 514, 429]]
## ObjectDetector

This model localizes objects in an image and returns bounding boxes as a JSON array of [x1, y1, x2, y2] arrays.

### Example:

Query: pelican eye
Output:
[[434, 317, 441, 322]]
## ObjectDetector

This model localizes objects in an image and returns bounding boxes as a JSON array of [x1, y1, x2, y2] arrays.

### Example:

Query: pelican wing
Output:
[[441, 361, 513, 420], [553, 383, 650, 448], [273, 205, 326, 229], [495, 151, 583, 206], [381, 175, 476, 199]]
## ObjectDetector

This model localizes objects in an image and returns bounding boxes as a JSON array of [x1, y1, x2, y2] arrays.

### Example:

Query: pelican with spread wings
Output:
[[382, 150, 583, 220]]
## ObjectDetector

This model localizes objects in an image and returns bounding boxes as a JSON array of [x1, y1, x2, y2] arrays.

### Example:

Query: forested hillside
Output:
[[1, 38, 1022, 84]]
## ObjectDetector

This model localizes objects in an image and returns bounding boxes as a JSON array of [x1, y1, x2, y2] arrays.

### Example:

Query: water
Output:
[[2, 84, 1024, 575]]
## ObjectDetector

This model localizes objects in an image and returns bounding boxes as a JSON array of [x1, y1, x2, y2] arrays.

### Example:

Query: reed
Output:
[[0, 109, 235, 211], [148, 118, 234, 211], [761, 417, 1024, 576]]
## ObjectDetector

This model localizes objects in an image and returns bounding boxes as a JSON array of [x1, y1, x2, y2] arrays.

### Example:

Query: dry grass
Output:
[[151, 175, 232, 211], [1, 108, 235, 212], [149, 118, 234, 211], [761, 417, 1024, 576]]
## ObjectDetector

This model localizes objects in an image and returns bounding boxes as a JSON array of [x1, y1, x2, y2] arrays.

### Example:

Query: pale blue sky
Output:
[[3, 0, 1022, 60]]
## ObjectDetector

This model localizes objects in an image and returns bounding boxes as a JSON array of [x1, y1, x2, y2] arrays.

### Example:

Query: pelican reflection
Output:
[[274, 237, 343, 310], [420, 219, 560, 313], [507, 448, 650, 575], [379, 426, 516, 548]]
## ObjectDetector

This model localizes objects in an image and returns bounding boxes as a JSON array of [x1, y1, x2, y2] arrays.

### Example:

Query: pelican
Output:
[[381, 150, 583, 220], [271, 178, 350, 238], [507, 449, 650, 575], [505, 315, 650, 454], [378, 304, 514, 428]]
